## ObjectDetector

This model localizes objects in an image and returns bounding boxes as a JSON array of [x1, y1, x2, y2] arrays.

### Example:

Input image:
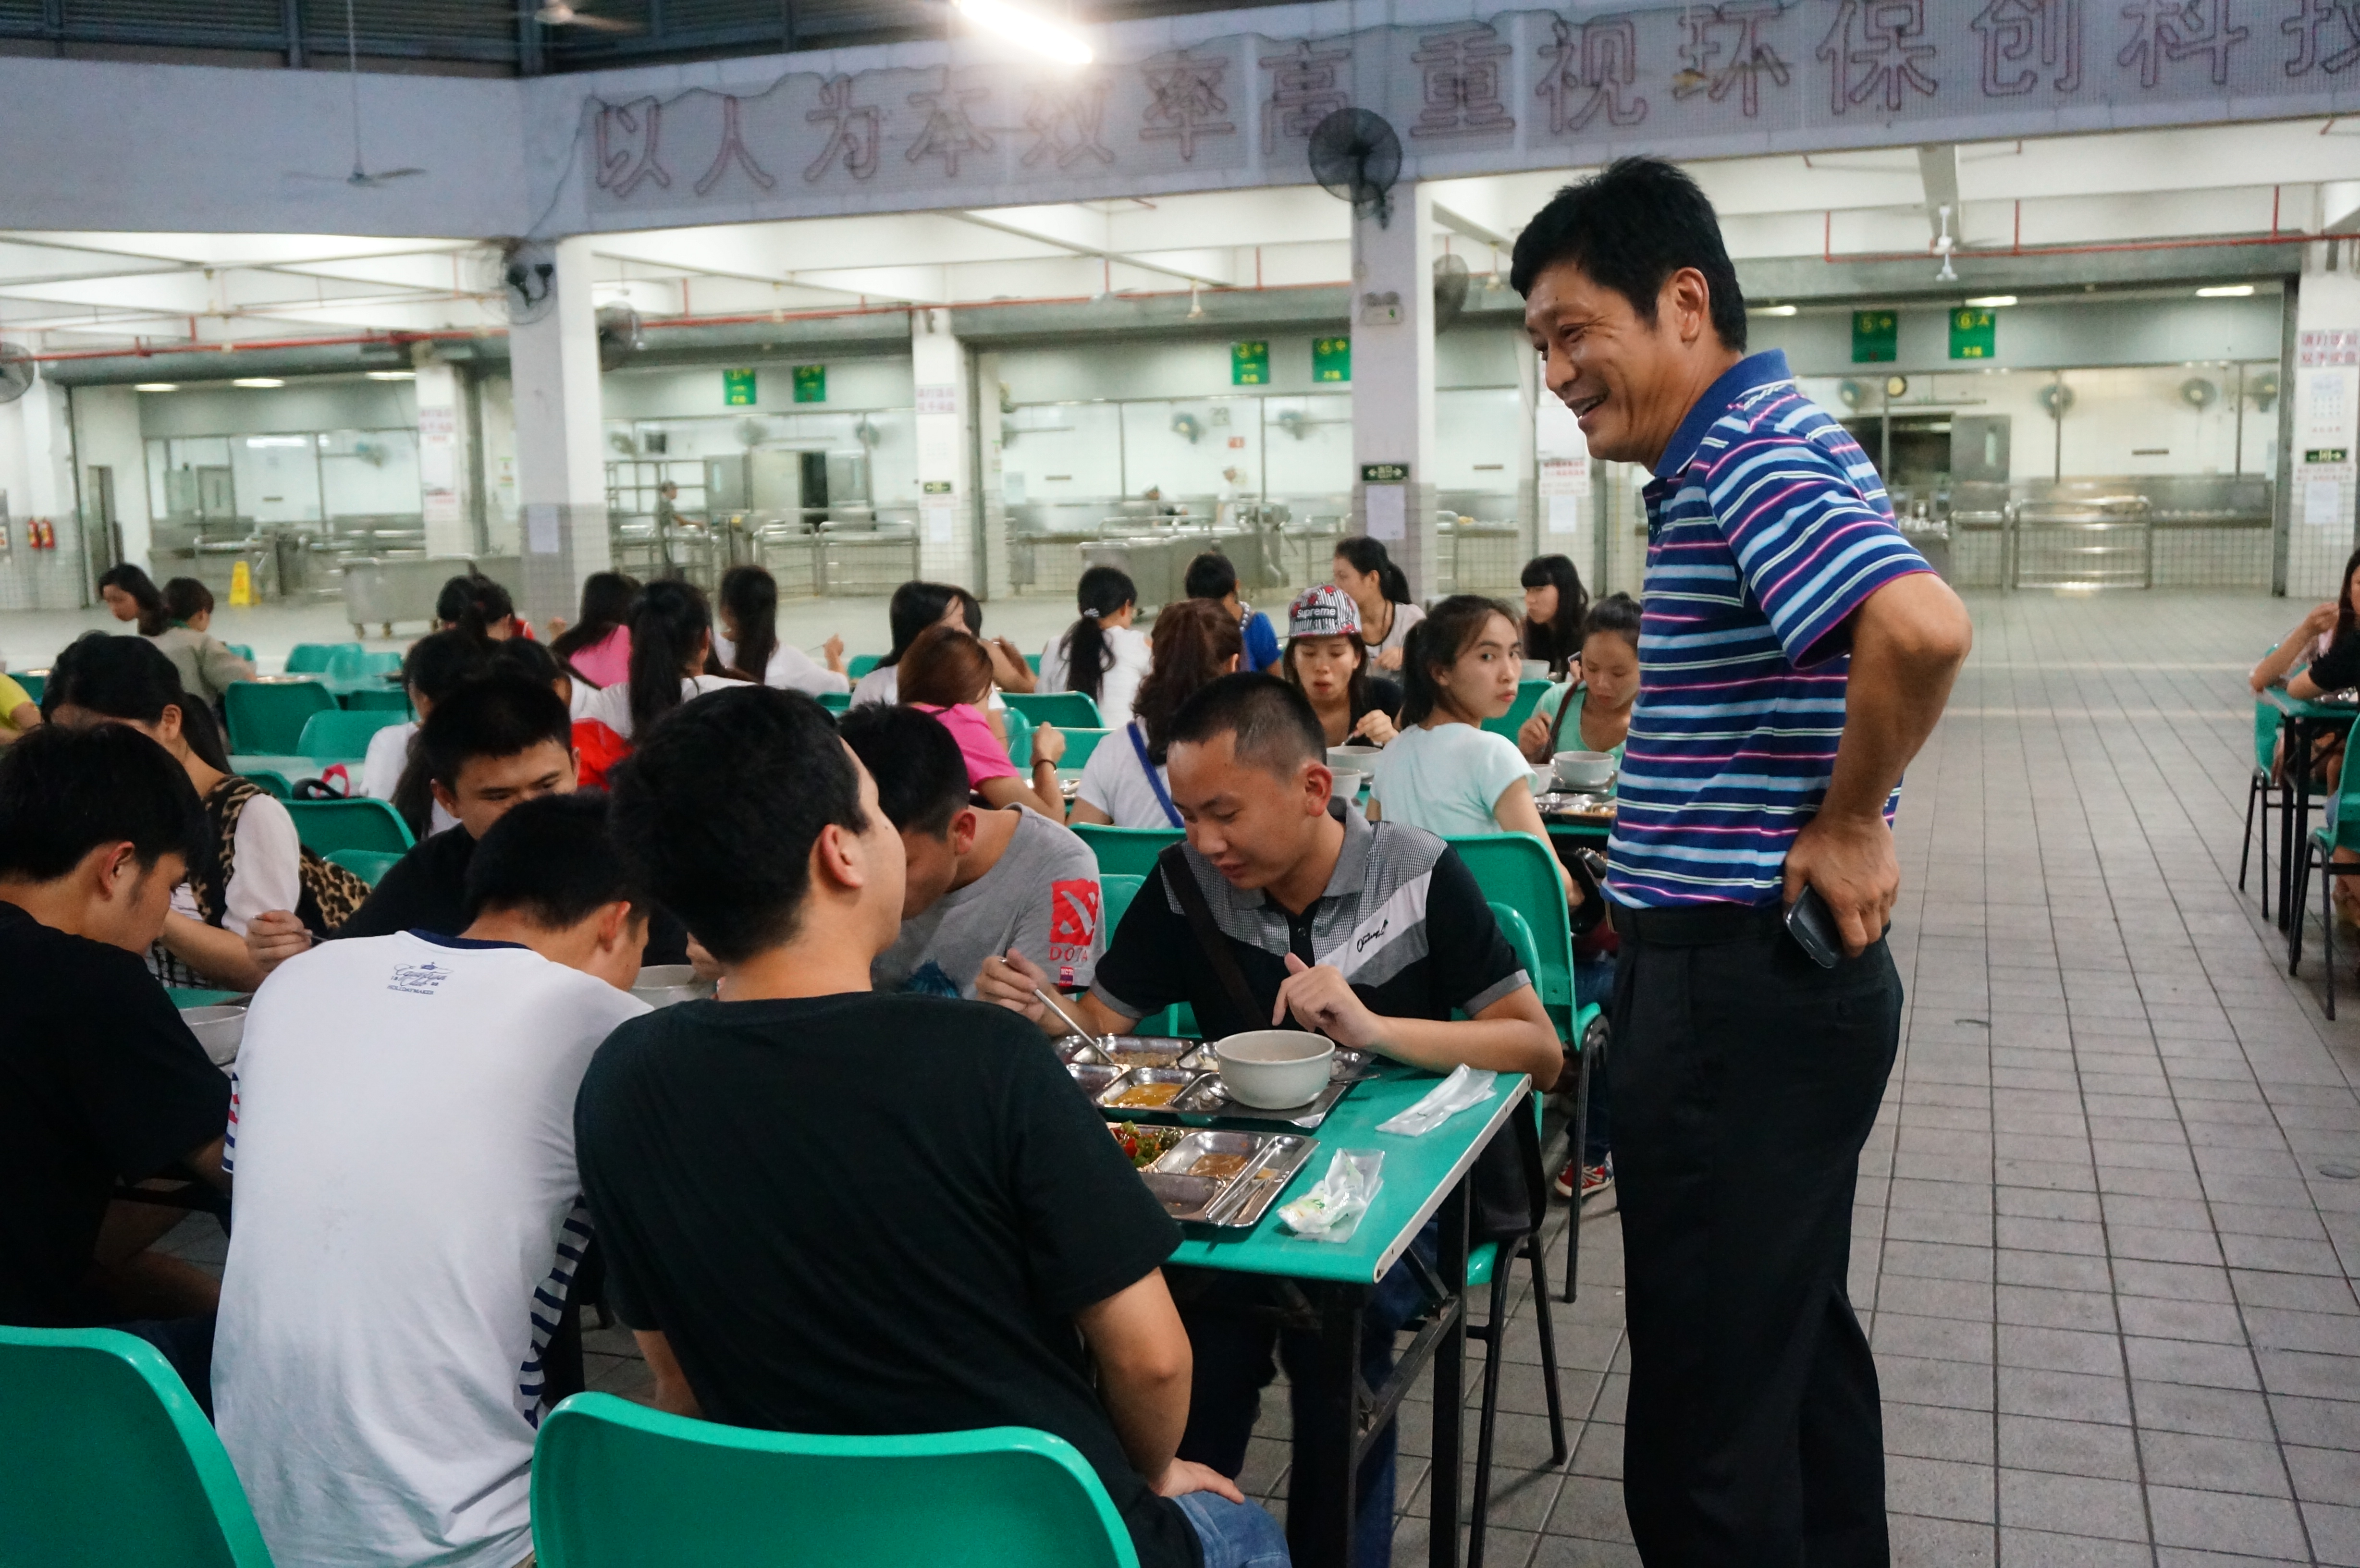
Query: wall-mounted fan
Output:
[[1275, 408, 1310, 441], [1171, 412, 1203, 444], [2179, 377, 2218, 410], [2038, 381, 2075, 418], [1308, 109, 1401, 229], [475, 242, 558, 327], [2250, 370, 2281, 412], [854, 416, 883, 448], [1433, 253, 1472, 331], [596, 305, 642, 371], [735, 418, 767, 448], [0, 343, 35, 405]]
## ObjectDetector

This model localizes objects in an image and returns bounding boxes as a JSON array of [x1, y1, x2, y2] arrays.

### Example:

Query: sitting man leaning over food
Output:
[[578, 685, 1291, 1568], [978, 672, 1561, 1568]]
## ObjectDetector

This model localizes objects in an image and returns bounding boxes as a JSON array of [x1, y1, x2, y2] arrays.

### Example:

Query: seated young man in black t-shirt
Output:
[[978, 673, 1561, 1567], [579, 686, 1287, 1568], [0, 724, 234, 1405]]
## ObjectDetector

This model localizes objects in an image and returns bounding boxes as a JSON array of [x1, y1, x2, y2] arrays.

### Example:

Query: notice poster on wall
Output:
[[1539, 455, 1587, 537], [1365, 482, 1405, 541], [921, 499, 956, 544], [2296, 363, 2360, 533]]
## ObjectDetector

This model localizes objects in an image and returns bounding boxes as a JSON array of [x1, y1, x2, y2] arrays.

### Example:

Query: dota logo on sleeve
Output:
[[1049, 878, 1102, 961]]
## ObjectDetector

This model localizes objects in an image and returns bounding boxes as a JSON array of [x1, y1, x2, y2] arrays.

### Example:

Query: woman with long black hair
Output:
[[1069, 597, 1241, 829], [710, 565, 850, 695], [577, 580, 747, 742], [1518, 553, 1590, 678], [1037, 565, 1149, 721], [548, 571, 639, 688], [1332, 536, 1423, 672], [98, 563, 170, 637]]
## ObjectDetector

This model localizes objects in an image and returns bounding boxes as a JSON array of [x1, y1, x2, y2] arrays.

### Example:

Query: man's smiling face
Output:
[[1523, 257, 1706, 469]]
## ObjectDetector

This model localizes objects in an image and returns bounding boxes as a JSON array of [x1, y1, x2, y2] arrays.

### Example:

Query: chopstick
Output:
[[1034, 985, 1114, 1054]]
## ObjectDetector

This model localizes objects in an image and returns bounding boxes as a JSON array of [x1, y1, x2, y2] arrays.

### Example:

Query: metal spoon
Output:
[[1035, 985, 1116, 1057]]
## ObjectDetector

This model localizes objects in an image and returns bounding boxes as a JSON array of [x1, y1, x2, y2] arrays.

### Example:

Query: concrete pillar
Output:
[[2284, 243, 2360, 599], [508, 235, 609, 626], [1351, 179, 1439, 600], [910, 307, 977, 589], [414, 356, 472, 559]]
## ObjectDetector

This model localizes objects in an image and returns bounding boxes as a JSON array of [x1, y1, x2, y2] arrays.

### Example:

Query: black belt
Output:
[[1615, 901, 1786, 946]]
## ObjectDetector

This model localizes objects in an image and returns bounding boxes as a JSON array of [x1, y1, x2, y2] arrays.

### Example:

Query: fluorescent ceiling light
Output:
[[364, 369, 416, 380], [233, 377, 285, 388], [134, 382, 177, 392], [245, 436, 309, 448], [1964, 294, 2016, 307], [1755, 304, 1798, 317], [952, 0, 1091, 64], [2196, 283, 2255, 297]]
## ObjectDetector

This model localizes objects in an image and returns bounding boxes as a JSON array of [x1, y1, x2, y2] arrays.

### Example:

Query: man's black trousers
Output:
[[1610, 904, 1902, 1567]]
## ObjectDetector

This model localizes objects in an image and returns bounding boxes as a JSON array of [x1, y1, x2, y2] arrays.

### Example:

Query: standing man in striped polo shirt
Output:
[[1513, 159, 1973, 1563]]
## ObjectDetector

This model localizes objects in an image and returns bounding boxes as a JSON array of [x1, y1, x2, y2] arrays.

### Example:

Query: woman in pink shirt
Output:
[[549, 572, 639, 689], [898, 625, 1067, 818]]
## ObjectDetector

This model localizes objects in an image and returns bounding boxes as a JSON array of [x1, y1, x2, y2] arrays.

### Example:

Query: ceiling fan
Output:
[[535, 1, 641, 32], [285, 0, 426, 187]]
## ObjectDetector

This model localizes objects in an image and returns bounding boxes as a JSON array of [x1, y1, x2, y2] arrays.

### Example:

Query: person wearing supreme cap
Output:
[[1278, 584, 1400, 751]]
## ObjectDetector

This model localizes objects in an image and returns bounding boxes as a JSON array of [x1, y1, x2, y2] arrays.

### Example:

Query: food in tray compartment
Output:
[[1187, 1152, 1252, 1180], [1109, 1081, 1185, 1108], [1110, 1122, 1185, 1168]]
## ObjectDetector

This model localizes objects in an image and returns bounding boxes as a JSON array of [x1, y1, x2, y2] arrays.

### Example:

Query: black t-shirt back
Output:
[[2308, 633, 2360, 696], [0, 902, 232, 1325], [337, 822, 688, 962], [574, 992, 1198, 1568]]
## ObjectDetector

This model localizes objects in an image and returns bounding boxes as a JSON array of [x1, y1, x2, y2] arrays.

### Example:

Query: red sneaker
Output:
[[1553, 1156, 1614, 1203]]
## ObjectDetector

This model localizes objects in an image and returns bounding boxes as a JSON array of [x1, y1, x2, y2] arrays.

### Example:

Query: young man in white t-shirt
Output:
[[211, 792, 651, 1568]]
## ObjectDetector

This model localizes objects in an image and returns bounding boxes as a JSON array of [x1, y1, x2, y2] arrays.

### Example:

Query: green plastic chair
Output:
[[224, 644, 254, 663], [12, 670, 42, 702], [1025, 652, 1043, 673], [284, 641, 361, 674], [167, 986, 246, 1009], [2293, 714, 2360, 1016], [848, 654, 883, 680], [296, 709, 404, 761], [242, 769, 292, 800], [341, 687, 412, 713], [1060, 726, 1113, 769], [362, 651, 403, 677], [286, 797, 415, 856], [326, 848, 405, 887], [2242, 695, 2285, 918], [1449, 834, 1577, 1041], [1480, 678, 1554, 741], [818, 691, 853, 714], [0, 1325, 275, 1568], [1097, 872, 1191, 1038], [1001, 707, 1033, 772], [1005, 691, 1103, 728], [224, 680, 336, 754], [1074, 823, 1183, 876], [530, 1393, 1138, 1568]]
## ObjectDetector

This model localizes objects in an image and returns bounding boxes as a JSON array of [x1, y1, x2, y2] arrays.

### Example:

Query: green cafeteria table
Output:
[[2257, 687, 2358, 932], [1154, 1059, 1536, 1568]]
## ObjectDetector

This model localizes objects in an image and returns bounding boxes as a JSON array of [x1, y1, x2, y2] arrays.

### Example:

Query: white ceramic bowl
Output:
[[1521, 659, 1551, 681], [631, 963, 715, 1008], [1214, 1029, 1336, 1109], [1552, 750, 1617, 791], [1328, 767, 1367, 799], [183, 1005, 246, 1067], [1327, 744, 1383, 774]]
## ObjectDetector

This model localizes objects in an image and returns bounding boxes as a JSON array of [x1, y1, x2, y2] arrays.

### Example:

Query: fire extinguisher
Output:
[[29, 518, 53, 550]]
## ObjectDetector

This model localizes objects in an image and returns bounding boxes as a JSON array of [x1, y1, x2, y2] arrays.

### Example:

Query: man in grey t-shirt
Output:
[[840, 706, 1105, 999]]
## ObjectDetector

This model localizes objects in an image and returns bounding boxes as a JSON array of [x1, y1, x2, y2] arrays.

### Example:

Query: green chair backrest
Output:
[[2326, 716, 2360, 853], [1075, 823, 1183, 876], [2252, 698, 2283, 775], [1098, 873, 1190, 1037], [1480, 679, 1554, 741], [12, 671, 42, 702], [361, 651, 404, 677], [530, 1393, 1137, 1568], [1001, 706, 1034, 771], [1060, 726, 1113, 769], [242, 769, 292, 800], [224, 681, 337, 754], [167, 986, 246, 1009], [1006, 691, 1103, 728], [286, 797, 415, 856], [818, 691, 852, 713], [1026, 653, 1043, 673], [0, 1325, 275, 1568], [296, 709, 405, 761], [322, 646, 372, 680], [223, 644, 254, 663], [1449, 833, 1576, 1039], [325, 848, 405, 887], [340, 688, 413, 713], [284, 641, 361, 674], [848, 653, 883, 680]]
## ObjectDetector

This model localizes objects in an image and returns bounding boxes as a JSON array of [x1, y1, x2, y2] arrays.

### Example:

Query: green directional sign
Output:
[[1231, 341, 1270, 385], [1851, 310, 1898, 364], [1312, 336, 1352, 383], [791, 364, 827, 403], [1949, 307, 1996, 360], [722, 368, 757, 405]]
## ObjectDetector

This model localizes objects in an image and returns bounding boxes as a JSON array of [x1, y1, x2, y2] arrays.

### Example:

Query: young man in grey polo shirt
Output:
[[1515, 158, 1972, 1562]]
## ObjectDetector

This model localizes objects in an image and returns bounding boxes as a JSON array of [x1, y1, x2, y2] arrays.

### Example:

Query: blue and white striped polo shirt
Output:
[[1607, 349, 1930, 909]]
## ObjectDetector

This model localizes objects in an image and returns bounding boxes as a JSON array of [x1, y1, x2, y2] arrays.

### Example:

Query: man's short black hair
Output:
[[0, 723, 203, 883], [1510, 156, 1747, 353], [418, 672, 573, 789], [1167, 673, 1325, 779], [461, 791, 642, 929], [609, 686, 870, 964], [1183, 551, 1238, 602], [836, 704, 969, 838]]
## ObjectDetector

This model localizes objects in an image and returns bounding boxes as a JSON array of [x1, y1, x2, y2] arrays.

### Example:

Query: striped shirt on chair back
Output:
[[1606, 349, 1931, 909]]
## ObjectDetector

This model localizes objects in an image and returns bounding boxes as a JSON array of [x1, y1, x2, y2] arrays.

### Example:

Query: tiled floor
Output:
[[165, 588, 2360, 1565]]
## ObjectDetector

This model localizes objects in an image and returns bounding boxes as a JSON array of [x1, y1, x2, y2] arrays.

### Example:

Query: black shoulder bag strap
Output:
[[1157, 844, 1264, 1029]]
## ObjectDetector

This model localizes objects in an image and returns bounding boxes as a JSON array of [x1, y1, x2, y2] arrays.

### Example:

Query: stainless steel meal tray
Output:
[[1094, 1065, 1204, 1113], [1169, 1074, 1352, 1129], [1141, 1130, 1319, 1227], [1067, 1062, 1121, 1097], [1058, 1035, 1193, 1070]]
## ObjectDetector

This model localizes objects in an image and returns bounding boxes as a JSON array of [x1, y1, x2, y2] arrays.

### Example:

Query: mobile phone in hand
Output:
[[1784, 885, 1843, 968]]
